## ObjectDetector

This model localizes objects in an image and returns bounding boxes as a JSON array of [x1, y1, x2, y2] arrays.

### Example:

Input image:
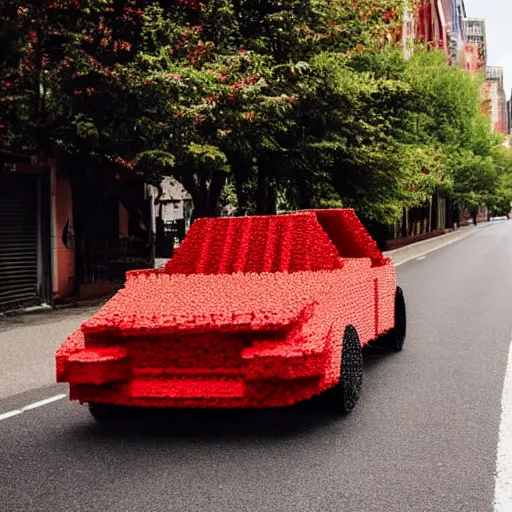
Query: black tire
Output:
[[320, 325, 363, 414], [88, 403, 144, 424], [387, 286, 407, 352]]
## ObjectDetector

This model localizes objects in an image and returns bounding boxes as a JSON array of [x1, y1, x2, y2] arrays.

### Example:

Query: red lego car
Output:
[[56, 209, 406, 422]]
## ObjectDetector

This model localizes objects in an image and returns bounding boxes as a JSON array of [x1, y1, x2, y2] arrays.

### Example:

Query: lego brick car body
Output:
[[56, 209, 406, 420]]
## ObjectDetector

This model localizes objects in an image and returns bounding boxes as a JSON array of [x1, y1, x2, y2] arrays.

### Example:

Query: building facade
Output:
[[0, 155, 52, 310], [507, 96, 511, 135], [485, 67, 507, 135], [443, 0, 467, 67], [415, 0, 449, 54], [403, 1, 467, 65], [0, 152, 156, 310], [462, 18, 487, 71], [151, 177, 193, 259]]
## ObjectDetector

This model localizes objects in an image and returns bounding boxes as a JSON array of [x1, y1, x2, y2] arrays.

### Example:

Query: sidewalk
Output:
[[383, 221, 495, 267]]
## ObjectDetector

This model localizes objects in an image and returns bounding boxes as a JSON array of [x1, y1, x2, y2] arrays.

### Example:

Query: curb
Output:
[[0, 303, 53, 319], [384, 224, 489, 256], [384, 221, 498, 267]]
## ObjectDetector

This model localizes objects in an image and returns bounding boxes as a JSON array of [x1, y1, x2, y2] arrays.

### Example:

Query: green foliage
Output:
[[133, 150, 176, 178], [186, 143, 228, 170], [2, 0, 512, 226]]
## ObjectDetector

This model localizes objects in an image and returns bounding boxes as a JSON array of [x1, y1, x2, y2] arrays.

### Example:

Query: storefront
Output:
[[0, 159, 52, 311]]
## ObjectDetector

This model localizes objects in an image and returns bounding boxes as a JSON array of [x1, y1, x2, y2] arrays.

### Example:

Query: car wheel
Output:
[[321, 325, 363, 414], [88, 403, 143, 424], [387, 286, 407, 352]]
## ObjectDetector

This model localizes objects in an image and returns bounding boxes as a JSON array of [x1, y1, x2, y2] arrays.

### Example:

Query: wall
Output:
[[486, 80, 507, 134], [51, 167, 75, 298], [490, 81, 500, 131], [119, 202, 129, 237], [463, 43, 479, 73], [416, 0, 448, 52]]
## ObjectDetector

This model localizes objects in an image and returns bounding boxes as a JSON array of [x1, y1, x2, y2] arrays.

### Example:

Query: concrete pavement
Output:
[[0, 306, 98, 401], [1, 220, 512, 511], [383, 221, 495, 266]]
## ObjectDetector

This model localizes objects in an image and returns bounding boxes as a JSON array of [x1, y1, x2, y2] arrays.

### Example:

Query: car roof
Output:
[[298, 209, 386, 265], [163, 209, 385, 275]]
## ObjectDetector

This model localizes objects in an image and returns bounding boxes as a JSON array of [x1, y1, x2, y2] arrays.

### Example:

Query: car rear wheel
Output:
[[387, 286, 407, 352], [88, 403, 144, 424], [320, 325, 363, 414]]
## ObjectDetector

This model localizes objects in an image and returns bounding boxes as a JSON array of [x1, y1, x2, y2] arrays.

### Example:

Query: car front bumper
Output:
[[57, 332, 331, 409]]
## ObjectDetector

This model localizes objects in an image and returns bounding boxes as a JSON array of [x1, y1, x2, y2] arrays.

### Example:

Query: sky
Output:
[[464, 0, 512, 97]]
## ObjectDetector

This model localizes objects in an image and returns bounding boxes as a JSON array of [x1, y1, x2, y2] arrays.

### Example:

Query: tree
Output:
[[0, 0, 153, 288], [0, 0, 409, 220], [5, 0, 510, 240], [118, 0, 409, 217]]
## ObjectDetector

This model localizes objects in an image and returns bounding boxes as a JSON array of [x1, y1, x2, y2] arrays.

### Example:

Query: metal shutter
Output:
[[0, 173, 39, 310]]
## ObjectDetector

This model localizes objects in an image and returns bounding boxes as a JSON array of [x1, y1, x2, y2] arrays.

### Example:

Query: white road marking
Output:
[[22, 394, 67, 411], [0, 410, 23, 421], [494, 335, 512, 511], [0, 394, 67, 422], [416, 256, 426, 261]]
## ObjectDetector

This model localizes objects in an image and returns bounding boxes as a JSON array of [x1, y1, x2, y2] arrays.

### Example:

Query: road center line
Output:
[[494, 334, 512, 511], [0, 394, 67, 422]]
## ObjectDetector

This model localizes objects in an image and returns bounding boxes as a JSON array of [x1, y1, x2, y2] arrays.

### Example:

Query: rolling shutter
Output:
[[0, 173, 40, 310]]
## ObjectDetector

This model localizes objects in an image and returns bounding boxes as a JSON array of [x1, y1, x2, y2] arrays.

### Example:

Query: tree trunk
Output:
[[188, 170, 226, 221], [255, 164, 267, 215], [298, 181, 311, 210], [266, 183, 277, 215], [401, 208, 408, 238], [207, 170, 226, 217], [231, 157, 251, 215], [234, 175, 248, 216]]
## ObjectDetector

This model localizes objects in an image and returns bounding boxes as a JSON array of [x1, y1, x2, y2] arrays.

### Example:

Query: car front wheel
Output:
[[320, 324, 363, 415]]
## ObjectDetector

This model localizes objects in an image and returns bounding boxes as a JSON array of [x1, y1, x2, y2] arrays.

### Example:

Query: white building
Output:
[[147, 177, 193, 259], [157, 176, 193, 226]]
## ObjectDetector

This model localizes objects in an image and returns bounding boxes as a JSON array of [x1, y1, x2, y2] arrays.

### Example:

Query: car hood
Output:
[[81, 271, 322, 338]]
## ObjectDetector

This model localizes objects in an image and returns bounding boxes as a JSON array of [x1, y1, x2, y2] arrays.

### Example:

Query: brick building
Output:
[[485, 67, 507, 135]]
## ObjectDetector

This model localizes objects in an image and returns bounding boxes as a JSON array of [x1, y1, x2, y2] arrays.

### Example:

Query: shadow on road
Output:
[[0, 305, 102, 333], [77, 406, 341, 441], [63, 346, 397, 442], [363, 345, 399, 372]]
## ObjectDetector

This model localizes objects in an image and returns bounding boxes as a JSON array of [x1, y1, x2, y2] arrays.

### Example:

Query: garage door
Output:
[[0, 173, 40, 310]]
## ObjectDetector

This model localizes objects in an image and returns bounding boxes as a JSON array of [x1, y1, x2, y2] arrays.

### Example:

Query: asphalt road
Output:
[[1, 221, 512, 512]]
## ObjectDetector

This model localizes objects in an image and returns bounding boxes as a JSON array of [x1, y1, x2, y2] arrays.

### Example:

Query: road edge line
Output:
[[494, 333, 512, 511]]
